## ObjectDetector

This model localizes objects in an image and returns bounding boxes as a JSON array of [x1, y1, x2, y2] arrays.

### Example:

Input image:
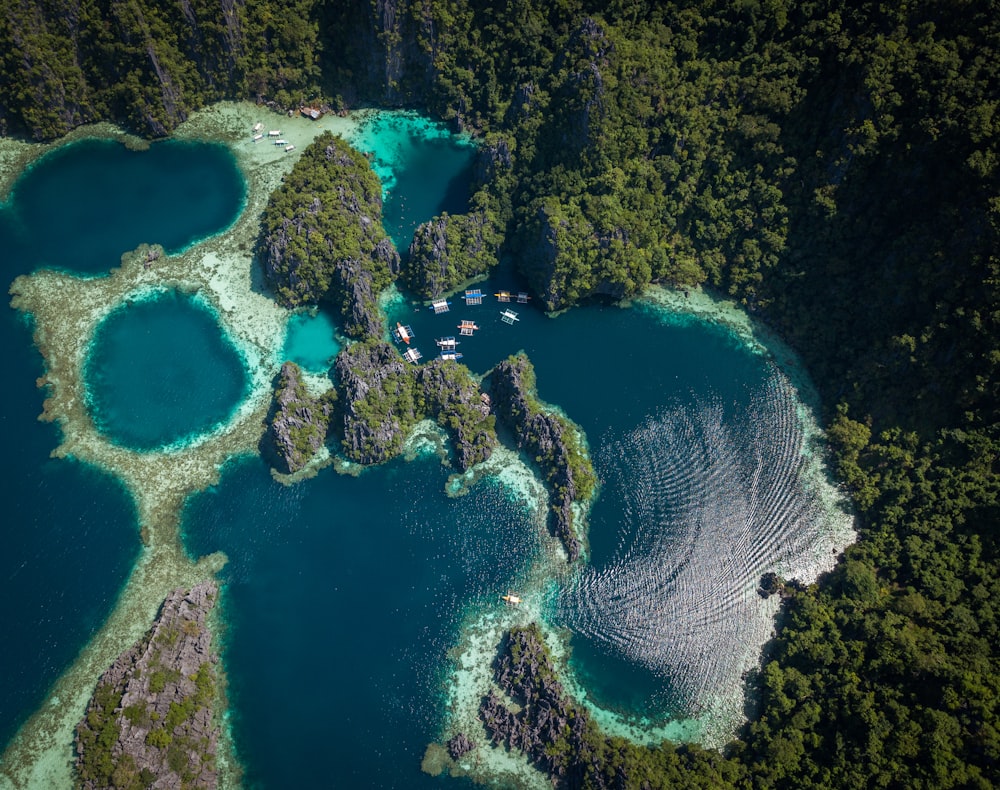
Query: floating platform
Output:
[[429, 299, 451, 314], [500, 309, 520, 324], [402, 347, 423, 364], [463, 289, 484, 305], [458, 320, 479, 336], [517, 292, 530, 304], [495, 290, 512, 302], [393, 322, 413, 344]]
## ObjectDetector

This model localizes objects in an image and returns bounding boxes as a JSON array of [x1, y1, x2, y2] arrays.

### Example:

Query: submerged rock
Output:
[[264, 361, 337, 474], [446, 732, 476, 759], [489, 354, 595, 562], [74, 582, 221, 790]]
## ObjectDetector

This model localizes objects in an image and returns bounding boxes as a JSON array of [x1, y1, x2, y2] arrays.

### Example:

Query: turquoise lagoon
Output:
[[1, 111, 850, 787], [0, 138, 244, 748], [84, 289, 250, 451]]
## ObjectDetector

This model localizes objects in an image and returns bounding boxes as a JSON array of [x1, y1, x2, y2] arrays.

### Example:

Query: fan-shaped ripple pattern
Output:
[[555, 368, 852, 731]]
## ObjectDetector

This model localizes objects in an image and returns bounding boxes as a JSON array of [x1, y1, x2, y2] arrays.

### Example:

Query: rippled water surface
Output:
[[0, 113, 851, 786]]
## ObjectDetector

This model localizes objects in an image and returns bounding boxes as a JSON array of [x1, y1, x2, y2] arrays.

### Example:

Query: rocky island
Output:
[[477, 624, 740, 789], [489, 354, 596, 562], [259, 132, 399, 340], [74, 582, 221, 790], [263, 361, 337, 474], [333, 339, 497, 469]]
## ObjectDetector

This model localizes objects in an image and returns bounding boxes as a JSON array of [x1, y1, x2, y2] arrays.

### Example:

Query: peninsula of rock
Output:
[[74, 581, 221, 790]]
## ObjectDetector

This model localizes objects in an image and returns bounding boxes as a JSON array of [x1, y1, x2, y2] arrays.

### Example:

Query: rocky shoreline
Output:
[[263, 361, 337, 474], [488, 354, 595, 562], [75, 582, 221, 790]]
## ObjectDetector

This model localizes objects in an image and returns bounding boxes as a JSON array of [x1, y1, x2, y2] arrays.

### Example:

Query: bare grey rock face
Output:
[[75, 582, 221, 789]]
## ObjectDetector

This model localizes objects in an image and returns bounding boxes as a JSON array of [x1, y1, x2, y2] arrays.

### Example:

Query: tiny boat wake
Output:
[[553, 368, 852, 733]]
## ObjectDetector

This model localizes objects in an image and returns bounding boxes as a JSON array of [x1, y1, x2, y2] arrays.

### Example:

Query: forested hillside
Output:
[[3, 0, 998, 787]]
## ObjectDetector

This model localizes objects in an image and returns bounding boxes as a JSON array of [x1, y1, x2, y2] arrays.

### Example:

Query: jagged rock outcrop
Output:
[[260, 133, 398, 340], [551, 18, 613, 154], [479, 625, 600, 787], [446, 732, 475, 760], [489, 354, 594, 562], [334, 340, 416, 464], [75, 582, 221, 790], [404, 212, 501, 299], [415, 361, 496, 469], [333, 340, 497, 468], [264, 361, 337, 474]]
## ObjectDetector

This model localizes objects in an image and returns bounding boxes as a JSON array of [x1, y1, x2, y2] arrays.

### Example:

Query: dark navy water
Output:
[[0, 138, 245, 274], [84, 290, 250, 450], [181, 296, 767, 786], [0, 138, 244, 751], [0, 114, 819, 785], [0, 310, 140, 750], [183, 456, 537, 789]]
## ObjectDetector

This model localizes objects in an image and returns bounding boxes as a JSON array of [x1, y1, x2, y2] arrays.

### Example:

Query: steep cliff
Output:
[[488, 354, 594, 562], [260, 132, 399, 340], [0, 0, 325, 139], [263, 361, 337, 474], [404, 212, 501, 299], [75, 582, 221, 790], [333, 340, 496, 468]]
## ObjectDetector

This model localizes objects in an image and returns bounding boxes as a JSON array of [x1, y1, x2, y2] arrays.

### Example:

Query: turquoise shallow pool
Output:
[[1, 111, 849, 786], [83, 289, 250, 451]]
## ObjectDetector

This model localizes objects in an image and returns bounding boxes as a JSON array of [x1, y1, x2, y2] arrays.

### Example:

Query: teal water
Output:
[[182, 455, 536, 789], [0, 311, 140, 750], [181, 297, 786, 784], [83, 290, 250, 450], [348, 111, 476, 253], [0, 138, 243, 751], [1, 113, 846, 786], [282, 308, 341, 373], [0, 138, 245, 273]]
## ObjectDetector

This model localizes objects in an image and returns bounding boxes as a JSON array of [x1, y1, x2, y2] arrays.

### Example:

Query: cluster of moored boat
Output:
[[391, 288, 527, 364], [250, 122, 294, 152]]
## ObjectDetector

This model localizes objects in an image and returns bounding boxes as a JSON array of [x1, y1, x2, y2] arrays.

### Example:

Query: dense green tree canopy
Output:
[[3, 0, 999, 786]]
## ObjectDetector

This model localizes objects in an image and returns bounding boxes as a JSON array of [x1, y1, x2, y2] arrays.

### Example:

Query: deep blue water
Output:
[[181, 297, 768, 786], [0, 138, 245, 274], [84, 290, 250, 450], [0, 114, 825, 787], [0, 138, 244, 751], [183, 455, 535, 789]]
